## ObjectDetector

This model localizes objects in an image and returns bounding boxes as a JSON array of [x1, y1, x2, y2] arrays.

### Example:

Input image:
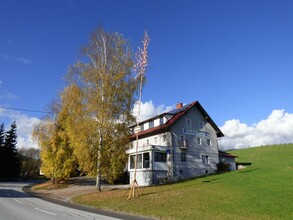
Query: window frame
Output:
[[207, 139, 212, 146], [196, 137, 202, 145], [143, 152, 150, 168], [181, 152, 186, 162], [129, 152, 151, 170], [154, 152, 167, 162], [185, 118, 192, 127], [202, 155, 209, 164], [149, 120, 154, 128], [199, 121, 204, 129]]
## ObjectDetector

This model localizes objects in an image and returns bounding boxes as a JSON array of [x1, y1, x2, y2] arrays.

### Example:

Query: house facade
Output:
[[126, 101, 224, 186]]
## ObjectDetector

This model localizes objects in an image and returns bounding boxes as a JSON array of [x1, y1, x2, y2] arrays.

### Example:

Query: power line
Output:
[[0, 106, 52, 114]]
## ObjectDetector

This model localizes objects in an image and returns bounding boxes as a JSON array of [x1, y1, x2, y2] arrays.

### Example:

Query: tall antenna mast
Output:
[[128, 31, 150, 199]]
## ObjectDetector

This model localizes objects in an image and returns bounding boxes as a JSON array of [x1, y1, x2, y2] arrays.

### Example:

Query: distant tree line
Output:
[[0, 122, 41, 180]]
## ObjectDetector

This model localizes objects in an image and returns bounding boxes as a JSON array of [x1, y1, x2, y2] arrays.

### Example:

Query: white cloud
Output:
[[0, 109, 40, 149], [219, 109, 293, 150], [133, 100, 174, 122]]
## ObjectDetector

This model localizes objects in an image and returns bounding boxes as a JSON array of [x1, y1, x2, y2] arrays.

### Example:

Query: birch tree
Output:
[[62, 27, 139, 190]]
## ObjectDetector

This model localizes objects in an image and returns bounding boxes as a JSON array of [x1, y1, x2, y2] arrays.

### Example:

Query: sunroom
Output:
[[126, 145, 170, 186]]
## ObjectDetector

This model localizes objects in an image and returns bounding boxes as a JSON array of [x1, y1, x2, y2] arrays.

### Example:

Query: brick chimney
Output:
[[176, 102, 183, 109]]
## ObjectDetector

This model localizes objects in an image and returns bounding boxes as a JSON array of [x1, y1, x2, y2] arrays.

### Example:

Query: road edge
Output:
[[23, 184, 155, 220]]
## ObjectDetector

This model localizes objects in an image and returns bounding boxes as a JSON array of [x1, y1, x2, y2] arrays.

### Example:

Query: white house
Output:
[[126, 101, 224, 186]]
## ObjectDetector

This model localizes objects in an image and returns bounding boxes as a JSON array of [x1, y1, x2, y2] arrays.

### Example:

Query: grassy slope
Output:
[[73, 144, 293, 220]]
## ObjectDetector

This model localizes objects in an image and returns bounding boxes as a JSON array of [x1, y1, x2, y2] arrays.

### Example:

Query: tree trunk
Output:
[[96, 130, 102, 191]]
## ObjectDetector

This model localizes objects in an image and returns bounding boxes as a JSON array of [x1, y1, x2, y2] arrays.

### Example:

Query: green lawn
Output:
[[73, 144, 293, 220]]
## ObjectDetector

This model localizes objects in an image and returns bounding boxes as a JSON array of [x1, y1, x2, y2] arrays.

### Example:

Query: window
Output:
[[140, 124, 144, 131], [186, 118, 192, 127], [207, 139, 212, 146], [137, 154, 142, 169], [149, 120, 154, 128], [181, 152, 186, 162], [160, 117, 164, 125], [130, 155, 135, 169], [146, 139, 149, 145], [143, 152, 150, 168], [178, 136, 188, 148], [154, 152, 167, 162], [199, 122, 204, 129], [202, 155, 209, 164], [130, 153, 150, 170], [154, 136, 158, 144], [197, 137, 201, 145], [162, 134, 167, 142]]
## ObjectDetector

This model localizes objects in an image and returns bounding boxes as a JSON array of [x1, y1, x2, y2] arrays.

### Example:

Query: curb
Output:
[[23, 184, 154, 220]]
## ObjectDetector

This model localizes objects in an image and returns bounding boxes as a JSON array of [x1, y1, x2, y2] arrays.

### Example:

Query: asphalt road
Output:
[[0, 181, 149, 220]]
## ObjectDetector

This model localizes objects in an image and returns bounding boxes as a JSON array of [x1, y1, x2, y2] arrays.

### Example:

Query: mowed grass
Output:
[[72, 144, 293, 220]]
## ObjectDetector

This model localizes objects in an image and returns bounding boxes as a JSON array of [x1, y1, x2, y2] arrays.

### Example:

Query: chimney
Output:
[[176, 102, 183, 109]]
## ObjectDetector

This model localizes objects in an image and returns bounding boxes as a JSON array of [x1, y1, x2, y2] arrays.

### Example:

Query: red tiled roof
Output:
[[131, 101, 224, 140]]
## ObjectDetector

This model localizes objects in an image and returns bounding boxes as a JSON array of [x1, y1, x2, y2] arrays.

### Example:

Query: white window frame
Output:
[[196, 137, 202, 145], [202, 155, 209, 164], [149, 120, 154, 128], [129, 152, 151, 170], [207, 139, 212, 146]]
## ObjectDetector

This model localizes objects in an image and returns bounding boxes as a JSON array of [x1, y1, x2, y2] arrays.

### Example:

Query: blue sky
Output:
[[1, 0, 293, 149]]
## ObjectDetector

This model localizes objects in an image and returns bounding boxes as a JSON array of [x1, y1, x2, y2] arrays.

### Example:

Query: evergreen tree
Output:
[[3, 121, 19, 178], [0, 123, 5, 178], [0, 123, 5, 147]]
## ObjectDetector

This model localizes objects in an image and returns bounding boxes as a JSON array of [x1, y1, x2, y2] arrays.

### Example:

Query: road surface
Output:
[[0, 181, 146, 220]]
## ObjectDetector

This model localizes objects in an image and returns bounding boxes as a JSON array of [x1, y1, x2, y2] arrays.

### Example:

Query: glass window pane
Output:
[[130, 155, 135, 169], [143, 152, 150, 168], [137, 154, 142, 169], [154, 152, 166, 162]]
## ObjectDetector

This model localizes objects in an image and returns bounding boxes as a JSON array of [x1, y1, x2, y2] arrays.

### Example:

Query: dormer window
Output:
[[159, 117, 164, 125], [149, 120, 154, 128], [140, 124, 144, 131]]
